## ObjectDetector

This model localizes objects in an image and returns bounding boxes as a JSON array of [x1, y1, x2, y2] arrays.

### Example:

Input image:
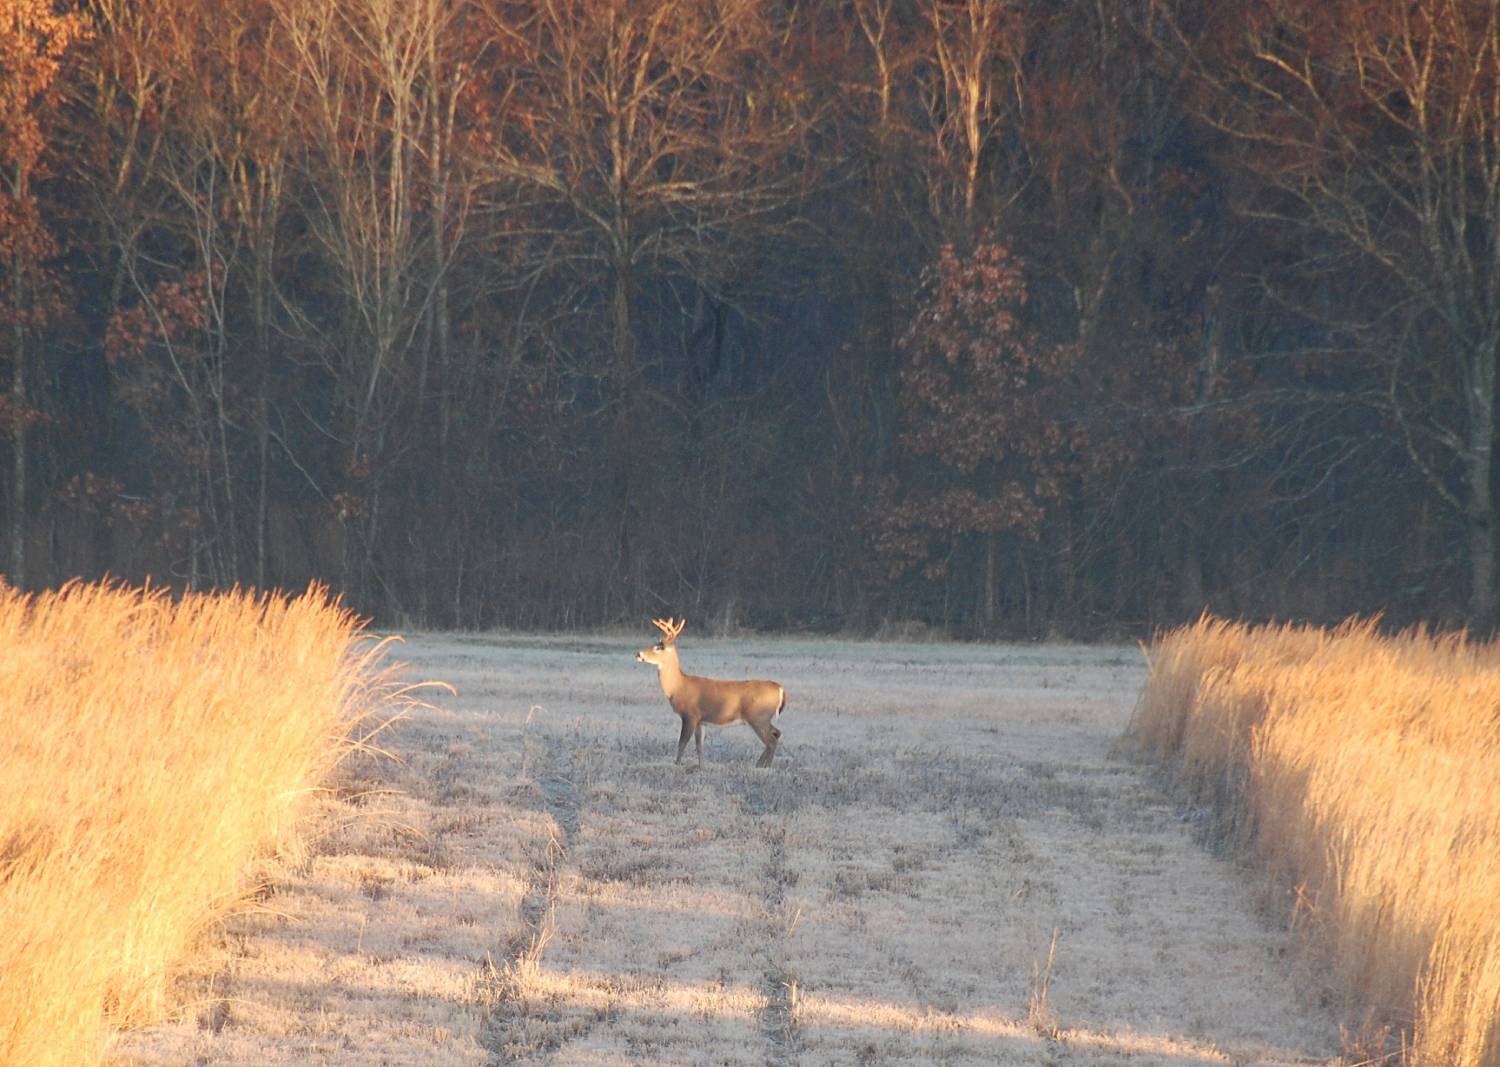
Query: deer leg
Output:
[[749, 717, 780, 768], [676, 717, 694, 765], [695, 722, 705, 765]]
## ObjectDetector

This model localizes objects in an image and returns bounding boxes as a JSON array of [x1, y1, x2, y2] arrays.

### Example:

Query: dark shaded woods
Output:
[[4, 0, 1497, 634]]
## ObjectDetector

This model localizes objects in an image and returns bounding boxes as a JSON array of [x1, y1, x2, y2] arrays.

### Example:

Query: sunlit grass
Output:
[[0, 580, 412, 1067], [1132, 615, 1500, 1066]]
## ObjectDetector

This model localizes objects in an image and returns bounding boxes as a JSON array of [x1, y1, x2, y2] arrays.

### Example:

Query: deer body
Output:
[[636, 618, 786, 767]]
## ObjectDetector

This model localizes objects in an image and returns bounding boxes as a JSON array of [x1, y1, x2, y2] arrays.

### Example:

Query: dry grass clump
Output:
[[0, 581, 408, 1067], [1132, 615, 1500, 1066]]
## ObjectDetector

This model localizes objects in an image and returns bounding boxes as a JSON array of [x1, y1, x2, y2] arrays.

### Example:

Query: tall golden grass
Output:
[[1132, 616, 1500, 1065], [0, 581, 409, 1067]]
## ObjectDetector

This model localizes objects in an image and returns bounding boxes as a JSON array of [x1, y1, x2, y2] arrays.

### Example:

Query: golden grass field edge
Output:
[[1130, 615, 1500, 1066], [0, 580, 414, 1067]]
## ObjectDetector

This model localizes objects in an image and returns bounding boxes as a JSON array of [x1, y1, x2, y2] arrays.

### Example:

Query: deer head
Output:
[[635, 616, 685, 670]]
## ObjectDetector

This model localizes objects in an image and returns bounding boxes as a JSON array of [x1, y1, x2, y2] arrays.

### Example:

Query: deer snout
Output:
[[635, 651, 646, 663]]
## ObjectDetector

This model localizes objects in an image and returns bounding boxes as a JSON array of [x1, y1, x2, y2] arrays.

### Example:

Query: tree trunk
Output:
[[252, 253, 269, 590], [256, 385, 269, 591], [1179, 550, 1206, 619], [9, 269, 25, 590], [1469, 517, 1495, 623], [611, 254, 635, 384], [607, 250, 638, 614], [980, 530, 996, 629], [1467, 344, 1498, 622]]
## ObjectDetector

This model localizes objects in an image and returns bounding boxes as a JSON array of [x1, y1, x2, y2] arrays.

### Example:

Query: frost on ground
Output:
[[111, 636, 1340, 1066]]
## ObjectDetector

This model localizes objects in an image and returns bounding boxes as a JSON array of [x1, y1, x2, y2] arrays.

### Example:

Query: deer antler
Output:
[[651, 617, 686, 645]]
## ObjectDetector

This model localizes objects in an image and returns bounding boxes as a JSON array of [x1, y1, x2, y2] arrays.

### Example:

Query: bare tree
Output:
[[1164, 0, 1500, 620], [278, 0, 476, 602], [915, 0, 1023, 235], [139, 1, 308, 586], [478, 0, 819, 388], [1, 0, 86, 586]]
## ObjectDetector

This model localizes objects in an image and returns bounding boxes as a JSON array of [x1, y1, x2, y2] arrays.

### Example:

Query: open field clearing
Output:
[[113, 635, 1340, 1066]]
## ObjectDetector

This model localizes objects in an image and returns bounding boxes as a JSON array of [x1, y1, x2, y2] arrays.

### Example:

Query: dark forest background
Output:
[[5, 0, 1499, 634]]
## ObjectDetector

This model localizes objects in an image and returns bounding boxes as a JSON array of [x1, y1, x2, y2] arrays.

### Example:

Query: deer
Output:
[[634, 617, 787, 767]]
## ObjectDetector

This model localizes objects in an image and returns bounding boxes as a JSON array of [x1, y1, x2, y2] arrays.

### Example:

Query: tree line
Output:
[[4, 0, 1497, 634]]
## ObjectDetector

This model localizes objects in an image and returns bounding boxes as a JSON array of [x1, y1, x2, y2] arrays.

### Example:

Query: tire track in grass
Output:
[[748, 775, 802, 1067], [481, 718, 592, 1063]]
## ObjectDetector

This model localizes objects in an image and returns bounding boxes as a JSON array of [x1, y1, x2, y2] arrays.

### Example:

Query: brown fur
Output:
[[636, 620, 786, 767]]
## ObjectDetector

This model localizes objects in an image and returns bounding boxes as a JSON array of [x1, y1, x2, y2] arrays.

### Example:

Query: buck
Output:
[[635, 617, 787, 767]]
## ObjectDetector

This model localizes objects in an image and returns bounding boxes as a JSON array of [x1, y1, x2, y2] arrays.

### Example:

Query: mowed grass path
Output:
[[115, 637, 1339, 1066]]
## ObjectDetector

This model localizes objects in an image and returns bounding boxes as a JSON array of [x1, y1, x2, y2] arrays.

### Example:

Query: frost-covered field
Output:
[[114, 636, 1339, 1066]]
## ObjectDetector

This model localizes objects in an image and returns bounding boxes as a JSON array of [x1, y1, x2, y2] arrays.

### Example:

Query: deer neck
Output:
[[656, 650, 686, 698]]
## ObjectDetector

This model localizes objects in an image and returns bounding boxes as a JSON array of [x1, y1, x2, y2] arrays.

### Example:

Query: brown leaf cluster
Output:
[[871, 240, 1092, 580]]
